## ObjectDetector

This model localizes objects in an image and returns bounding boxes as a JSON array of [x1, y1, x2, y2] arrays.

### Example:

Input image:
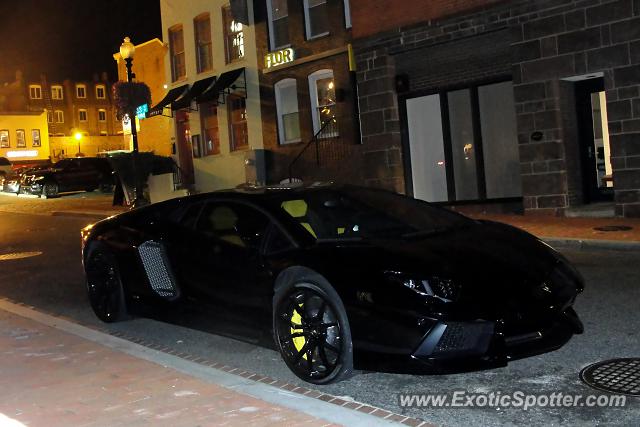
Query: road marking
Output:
[[0, 251, 42, 261], [0, 299, 405, 427]]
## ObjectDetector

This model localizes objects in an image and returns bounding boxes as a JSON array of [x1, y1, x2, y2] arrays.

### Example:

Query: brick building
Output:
[[248, 0, 360, 183], [352, 0, 640, 217]]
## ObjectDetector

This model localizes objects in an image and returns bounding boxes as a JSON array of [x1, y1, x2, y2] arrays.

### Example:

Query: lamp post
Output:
[[119, 36, 145, 207], [74, 132, 82, 156]]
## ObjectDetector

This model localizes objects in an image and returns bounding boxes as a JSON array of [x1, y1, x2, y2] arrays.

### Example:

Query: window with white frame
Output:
[[29, 85, 42, 99], [344, 0, 351, 28], [0, 130, 9, 148], [16, 129, 26, 148], [96, 85, 106, 99], [267, 0, 289, 50], [308, 69, 337, 137], [194, 13, 213, 73], [32, 129, 41, 147], [98, 109, 107, 122], [275, 79, 300, 144], [55, 110, 64, 123], [169, 25, 186, 81], [51, 85, 64, 100], [79, 109, 88, 122], [76, 84, 86, 98], [303, 0, 329, 39]]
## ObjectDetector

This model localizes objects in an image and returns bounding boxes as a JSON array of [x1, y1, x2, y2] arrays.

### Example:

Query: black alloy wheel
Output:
[[43, 181, 59, 198], [274, 278, 353, 384], [85, 245, 128, 323]]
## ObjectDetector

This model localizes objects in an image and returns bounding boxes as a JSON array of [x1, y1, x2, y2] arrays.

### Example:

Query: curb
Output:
[[542, 237, 640, 251]]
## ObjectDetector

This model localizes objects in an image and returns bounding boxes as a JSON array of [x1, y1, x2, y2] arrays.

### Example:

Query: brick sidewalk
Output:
[[0, 309, 336, 427]]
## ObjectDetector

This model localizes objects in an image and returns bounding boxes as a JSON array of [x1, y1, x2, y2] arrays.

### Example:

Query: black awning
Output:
[[198, 68, 246, 103], [147, 85, 188, 117], [172, 76, 216, 111]]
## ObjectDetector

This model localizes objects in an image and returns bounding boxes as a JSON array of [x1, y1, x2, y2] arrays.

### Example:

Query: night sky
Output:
[[0, 0, 161, 83]]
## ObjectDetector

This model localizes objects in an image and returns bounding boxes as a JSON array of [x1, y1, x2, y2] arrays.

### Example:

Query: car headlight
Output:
[[385, 271, 461, 302]]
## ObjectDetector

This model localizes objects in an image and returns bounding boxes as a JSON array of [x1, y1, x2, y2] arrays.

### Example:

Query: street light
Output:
[[74, 132, 82, 157], [119, 36, 145, 207]]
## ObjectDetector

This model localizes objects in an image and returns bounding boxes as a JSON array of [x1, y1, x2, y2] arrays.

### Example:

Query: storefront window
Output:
[[201, 102, 220, 155], [478, 81, 522, 199], [228, 95, 248, 151], [0, 130, 9, 148], [267, 0, 289, 50], [32, 129, 41, 147], [275, 79, 300, 144], [223, 5, 244, 63], [16, 129, 26, 148]]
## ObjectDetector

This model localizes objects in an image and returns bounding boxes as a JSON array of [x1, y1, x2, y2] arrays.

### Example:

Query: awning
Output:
[[198, 68, 246, 104], [147, 85, 188, 117], [172, 76, 216, 111]]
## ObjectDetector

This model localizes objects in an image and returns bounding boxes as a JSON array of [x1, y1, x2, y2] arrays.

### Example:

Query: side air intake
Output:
[[138, 240, 179, 299]]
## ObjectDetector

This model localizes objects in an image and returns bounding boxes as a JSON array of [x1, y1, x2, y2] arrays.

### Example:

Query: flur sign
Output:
[[265, 48, 295, 69]]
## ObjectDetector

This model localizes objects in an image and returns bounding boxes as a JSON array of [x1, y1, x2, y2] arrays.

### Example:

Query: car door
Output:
[[74, 159, 100, 190], [170, 199, 274, 323], [56, 159, 83, 191]]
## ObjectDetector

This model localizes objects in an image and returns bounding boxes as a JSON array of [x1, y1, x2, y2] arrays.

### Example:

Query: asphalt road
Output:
[[0, 211, 638, 427]]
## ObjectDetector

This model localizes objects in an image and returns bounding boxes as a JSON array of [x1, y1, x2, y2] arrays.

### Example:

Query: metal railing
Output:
[[288, 116, 338, 182]]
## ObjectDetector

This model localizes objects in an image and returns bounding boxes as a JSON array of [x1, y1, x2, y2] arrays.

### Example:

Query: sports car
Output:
[[81, 183, 584, 384]]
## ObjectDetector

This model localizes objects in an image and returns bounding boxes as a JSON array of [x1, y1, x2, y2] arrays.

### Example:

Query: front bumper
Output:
[[410, 306, 582, 373]]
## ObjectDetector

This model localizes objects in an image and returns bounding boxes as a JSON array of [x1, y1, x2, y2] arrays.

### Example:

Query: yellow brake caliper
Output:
[[291, 304, 307, 360]]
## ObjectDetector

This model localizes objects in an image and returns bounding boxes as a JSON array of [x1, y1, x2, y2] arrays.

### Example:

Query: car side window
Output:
[[264, 224, 294, 254], [196, 202, 270, 249], [180, 203, 203, 229]]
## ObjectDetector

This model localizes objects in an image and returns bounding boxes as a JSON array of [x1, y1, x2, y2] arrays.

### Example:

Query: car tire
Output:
[[273, 269, 353, 384], [84, 243, 129, 323], [43, 181, 59, 198]]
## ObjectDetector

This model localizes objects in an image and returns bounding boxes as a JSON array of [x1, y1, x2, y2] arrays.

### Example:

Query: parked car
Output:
[[1, 173, 22, 194], [0, 157, 12, 177], [81, 184, 584, 384], [22, 157, 114, 197]]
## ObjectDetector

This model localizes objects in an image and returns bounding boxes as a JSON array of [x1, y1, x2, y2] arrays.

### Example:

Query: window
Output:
[[0, 130, 9, 148], [16, 129, 26, 148], [267, 0, 289, 50], [47, 111, 53, 123], [169, 25, 186, 81], [51, 85, 64, 100], [98, 109, 107, 122], [228, 95, 248, 151], [303, 0, 329, 39], [76, 84, 86, 98], [344, 0, 352, 28], [194, 13, 213, 73], [55, 110, 64, 123], [223, 5, 244, 63], [29, 85, 42, 99], [275, 79, 300, 144], [31, 129, 41, 147], [200, 102, 220, 155], [196, 202, 270, 248], [96, 85, 106, 99], [79, 109, 88, 122], [405, 80, 522, 203], [308, 69, 337, 137]]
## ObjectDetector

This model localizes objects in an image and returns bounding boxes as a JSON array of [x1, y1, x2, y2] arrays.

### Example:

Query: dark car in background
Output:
[[81, 184, 584, 384], [22, 157, 114, 197], [0, 156, 12, 177]]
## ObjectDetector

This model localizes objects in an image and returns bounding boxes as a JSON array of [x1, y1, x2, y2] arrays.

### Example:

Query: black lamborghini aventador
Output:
[[81, 184, 584, 384]]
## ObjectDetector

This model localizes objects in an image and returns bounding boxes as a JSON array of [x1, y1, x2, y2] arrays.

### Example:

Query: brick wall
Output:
[[354, 0, 640, 217], [351, 0, 505, 39]]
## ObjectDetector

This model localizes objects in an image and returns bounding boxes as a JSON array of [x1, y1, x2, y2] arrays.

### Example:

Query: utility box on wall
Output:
[[244, 149, 268, 186]]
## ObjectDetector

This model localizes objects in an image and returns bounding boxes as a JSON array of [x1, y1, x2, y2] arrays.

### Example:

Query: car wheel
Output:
[[84, 244, 129, 323], [273, 271, 353, 384], [43, 182, 59, 198]]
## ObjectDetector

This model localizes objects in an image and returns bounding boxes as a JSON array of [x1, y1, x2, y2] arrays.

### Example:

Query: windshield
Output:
[[272, 187, 472, 240]]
